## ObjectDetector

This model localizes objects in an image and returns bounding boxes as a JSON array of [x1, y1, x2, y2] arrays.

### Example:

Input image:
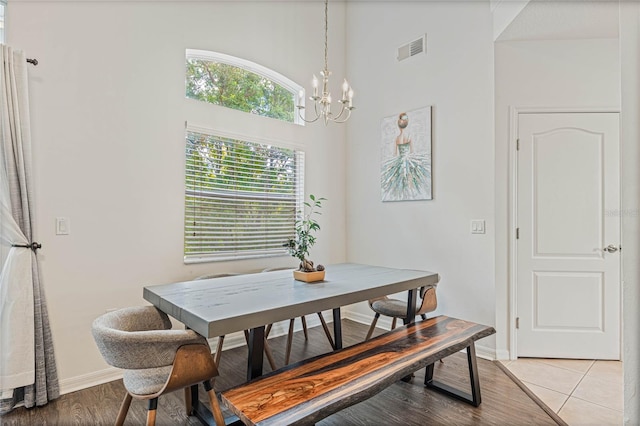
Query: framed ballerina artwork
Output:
[[380, 105, 432, 202]]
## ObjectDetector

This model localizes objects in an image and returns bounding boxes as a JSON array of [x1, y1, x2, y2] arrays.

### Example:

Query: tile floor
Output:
[[501, 358, 623, 425]]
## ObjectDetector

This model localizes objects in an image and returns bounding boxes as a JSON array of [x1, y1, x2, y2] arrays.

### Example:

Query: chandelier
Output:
[[297, 0, 354, 125]]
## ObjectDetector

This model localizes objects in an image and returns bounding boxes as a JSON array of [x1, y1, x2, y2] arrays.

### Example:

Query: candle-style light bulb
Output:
[[298, 89, 304, 105], [342, 79, 349, 100], [312, 75, 319, 98], [348, 88, 354, 107]]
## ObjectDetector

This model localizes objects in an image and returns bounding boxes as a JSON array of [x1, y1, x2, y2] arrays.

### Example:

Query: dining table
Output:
[[143, 262, 439, 425]]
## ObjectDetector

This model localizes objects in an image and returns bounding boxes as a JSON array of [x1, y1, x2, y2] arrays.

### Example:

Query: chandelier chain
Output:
[[324, 0, 329, 71]]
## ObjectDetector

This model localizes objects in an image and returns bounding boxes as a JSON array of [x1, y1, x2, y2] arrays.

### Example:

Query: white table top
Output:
[[143, 263, 439, 338]]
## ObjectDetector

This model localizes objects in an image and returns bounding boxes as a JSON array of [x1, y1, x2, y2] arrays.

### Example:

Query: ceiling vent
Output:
[[397, 34, 426, 62]]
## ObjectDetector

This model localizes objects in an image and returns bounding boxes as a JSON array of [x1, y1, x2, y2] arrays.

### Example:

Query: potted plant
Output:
[[284, 194, 326, 282]]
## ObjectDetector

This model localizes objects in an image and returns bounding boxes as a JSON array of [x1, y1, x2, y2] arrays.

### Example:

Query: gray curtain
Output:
[[0, 45, 59, 414]]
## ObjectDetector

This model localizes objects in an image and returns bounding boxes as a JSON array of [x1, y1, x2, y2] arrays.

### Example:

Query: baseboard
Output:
[[495, 349, 511, 361], [343, 309, 393, 330], [60, 367, 122, 396], [475, 344, 497, 361]]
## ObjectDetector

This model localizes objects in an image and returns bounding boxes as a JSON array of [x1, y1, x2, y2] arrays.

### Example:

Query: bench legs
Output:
[[424, 343, 481, 407]]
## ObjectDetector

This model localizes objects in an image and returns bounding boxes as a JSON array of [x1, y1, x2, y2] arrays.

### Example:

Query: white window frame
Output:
[[186, 49, 305, 126]]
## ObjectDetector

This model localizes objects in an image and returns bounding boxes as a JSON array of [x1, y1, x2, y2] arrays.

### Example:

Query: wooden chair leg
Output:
[[115, 393, 132, 426], [264, 338, 277, 370], [243, 328, 276, 369], [365, 313, 380, 341], [214, 335, 225, 367], [146, 398, 158, 426], [204, 380, 226, 426], [285, 318, 295, 365], [391, 317, 397, 330], [317, 312, 335, 348], [184, 387, 192, 416], [301, 316, 309, 340], [265, 323, 273, 338]]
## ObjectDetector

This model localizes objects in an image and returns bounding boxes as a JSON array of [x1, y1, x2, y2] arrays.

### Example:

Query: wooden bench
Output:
[[221, 315, 496, 426]]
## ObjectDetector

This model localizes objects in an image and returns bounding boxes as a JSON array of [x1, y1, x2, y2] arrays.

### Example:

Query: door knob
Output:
[[604, 244, 620, 253]]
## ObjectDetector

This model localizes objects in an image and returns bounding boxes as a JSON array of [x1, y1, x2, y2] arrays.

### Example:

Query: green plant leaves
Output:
[[283, 194, 325, 266]]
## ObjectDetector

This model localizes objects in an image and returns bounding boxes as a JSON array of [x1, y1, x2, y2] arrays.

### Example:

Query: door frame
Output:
[[508, 106, 621, 360]]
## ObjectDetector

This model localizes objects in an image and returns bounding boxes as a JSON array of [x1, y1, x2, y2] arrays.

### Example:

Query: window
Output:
[[184, 128, 304, 263], [183, 50, 306, 263], [186, 49, 304, 125]]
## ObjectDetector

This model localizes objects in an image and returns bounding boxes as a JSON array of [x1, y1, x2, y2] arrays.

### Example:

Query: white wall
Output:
[[620, 3, 640, 423], [345, 2, 496, 354], [7, 1, 347, 390], [494, 38, 621, 358], [491, 0, 530, 40]]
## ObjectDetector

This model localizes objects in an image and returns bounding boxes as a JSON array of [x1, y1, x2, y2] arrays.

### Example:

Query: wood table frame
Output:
[[143, 263, 439, 425]]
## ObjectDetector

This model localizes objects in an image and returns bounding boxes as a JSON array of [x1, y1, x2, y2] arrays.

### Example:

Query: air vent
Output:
[[397, 34, 427, 62]]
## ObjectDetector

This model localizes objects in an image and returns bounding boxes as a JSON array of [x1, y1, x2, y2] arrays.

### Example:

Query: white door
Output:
[[516, 112, 620, 359]]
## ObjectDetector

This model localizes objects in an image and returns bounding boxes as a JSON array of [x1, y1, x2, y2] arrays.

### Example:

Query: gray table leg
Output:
[[332, 308, 342, 349], [406, 288, 418, 324], [247, 326, 265, 380]]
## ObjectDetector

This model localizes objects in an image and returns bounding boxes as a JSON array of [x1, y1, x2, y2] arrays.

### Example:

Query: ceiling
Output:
[[497, 0, 619, 41]]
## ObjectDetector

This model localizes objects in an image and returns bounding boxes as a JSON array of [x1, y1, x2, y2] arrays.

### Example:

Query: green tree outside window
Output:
[[186, 59, 295, 123]]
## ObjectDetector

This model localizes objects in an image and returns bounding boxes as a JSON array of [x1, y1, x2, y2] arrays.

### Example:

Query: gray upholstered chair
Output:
[[261, 267, 335, 365], [365, 282, 439, 341], [196, 273, 277, 371], [92, 306, 225, 426]]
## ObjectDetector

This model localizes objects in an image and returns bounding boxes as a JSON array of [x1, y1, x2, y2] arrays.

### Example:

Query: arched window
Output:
[[186, 49, 304, 125]]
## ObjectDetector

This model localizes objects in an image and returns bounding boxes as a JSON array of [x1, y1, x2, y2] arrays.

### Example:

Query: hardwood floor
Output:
[[0, 319, 558, 426]]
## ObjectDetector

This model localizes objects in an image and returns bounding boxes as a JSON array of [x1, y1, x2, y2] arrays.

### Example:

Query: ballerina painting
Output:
[[380, 106, 432, 201]]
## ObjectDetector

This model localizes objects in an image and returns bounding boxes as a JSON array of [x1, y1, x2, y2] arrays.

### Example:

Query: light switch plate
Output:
[[56, 217, 70, 235], [471, 220, 485, 234]]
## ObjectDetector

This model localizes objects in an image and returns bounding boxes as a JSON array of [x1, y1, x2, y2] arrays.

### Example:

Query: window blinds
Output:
[[184, 130, 304, 262]]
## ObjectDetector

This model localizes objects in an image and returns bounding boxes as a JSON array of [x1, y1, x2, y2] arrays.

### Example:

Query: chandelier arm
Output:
[[297, 106, 321, 123], [331, 108, 353, 124], [331, 102, 348, 121], [296, 102, 323, 123], [299, 112, 321, 124]]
